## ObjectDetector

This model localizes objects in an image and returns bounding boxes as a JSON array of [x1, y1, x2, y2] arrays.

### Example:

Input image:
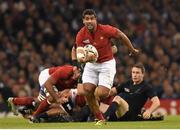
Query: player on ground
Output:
[[75, 9, 139, 125], [8, 65, 81, 118], [104, 63, 160, 121], [31, 88, 88, 123]]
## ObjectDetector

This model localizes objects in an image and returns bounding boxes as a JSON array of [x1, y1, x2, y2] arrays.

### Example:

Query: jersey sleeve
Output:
[[103, 25, 118, 38], [51, 66, 73, 82]]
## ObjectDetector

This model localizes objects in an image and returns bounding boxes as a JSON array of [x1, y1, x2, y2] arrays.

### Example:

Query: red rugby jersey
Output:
[[48, 65, 77, 91], [76, 24, 118, 63]]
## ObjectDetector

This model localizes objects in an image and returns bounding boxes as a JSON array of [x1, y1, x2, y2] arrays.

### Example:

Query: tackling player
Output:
[[8, 65, 81, 118]]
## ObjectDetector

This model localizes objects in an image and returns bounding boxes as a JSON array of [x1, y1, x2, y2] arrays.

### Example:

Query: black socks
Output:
[[104, 101, 119, 120]]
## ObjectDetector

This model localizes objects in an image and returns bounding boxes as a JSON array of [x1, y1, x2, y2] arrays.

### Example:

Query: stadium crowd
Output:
[[0, 0, 179, 114]]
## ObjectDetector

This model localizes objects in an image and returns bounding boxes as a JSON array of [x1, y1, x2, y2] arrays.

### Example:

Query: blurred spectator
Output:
[[161, 80, 178, 99]]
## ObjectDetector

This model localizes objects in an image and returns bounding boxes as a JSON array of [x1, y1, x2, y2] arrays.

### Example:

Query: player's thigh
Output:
[[113, 96, 129, 118], [98, 59, 116, 89], [94, 86, 110, 100], [77, 83, 86, 95], [82, 63, 98, 86]]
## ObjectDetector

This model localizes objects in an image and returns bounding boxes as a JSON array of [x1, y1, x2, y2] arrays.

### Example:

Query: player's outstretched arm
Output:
[[116, 29, 139, 55]]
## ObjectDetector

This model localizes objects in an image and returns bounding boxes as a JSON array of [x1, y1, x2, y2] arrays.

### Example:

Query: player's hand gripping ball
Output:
[[84, 44, 99, 62]]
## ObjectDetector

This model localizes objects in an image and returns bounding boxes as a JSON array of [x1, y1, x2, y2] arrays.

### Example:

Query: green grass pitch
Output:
[[0, 115, 179, 129]]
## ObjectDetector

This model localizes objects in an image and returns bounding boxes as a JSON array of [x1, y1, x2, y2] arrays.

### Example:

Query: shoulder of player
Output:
[[98, 24, 116, 29], [141, 81, 153, 89], [117, 80, 131, 88], [77, 26, 86, 35], [62, 65, 74, 70], [55, 65, 73, 72]]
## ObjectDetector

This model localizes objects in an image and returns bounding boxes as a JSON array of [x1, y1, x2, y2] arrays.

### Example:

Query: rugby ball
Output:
[[84, 44, 99, 62]]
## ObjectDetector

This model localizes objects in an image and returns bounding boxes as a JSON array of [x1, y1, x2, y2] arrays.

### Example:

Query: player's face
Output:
[[83, 15, 97, 33], [131, 67, 144, 84]]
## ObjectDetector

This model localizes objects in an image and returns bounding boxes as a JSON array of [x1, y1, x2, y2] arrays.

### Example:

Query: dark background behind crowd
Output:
[[0, 0, 179, 113]]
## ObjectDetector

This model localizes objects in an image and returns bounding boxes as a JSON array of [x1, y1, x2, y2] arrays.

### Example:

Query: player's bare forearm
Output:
[[143, 96, 160, 119], [117, 30, 139, 54], [148, 96, 160, 113], [44, 80, 59, 102], [76, 47, 86, 63], [71, 46, 77, 61]]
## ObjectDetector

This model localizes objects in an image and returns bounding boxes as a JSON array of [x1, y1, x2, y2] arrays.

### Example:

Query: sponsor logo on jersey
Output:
[[83, 39, 90, 44], [124, 88, 130, 93]]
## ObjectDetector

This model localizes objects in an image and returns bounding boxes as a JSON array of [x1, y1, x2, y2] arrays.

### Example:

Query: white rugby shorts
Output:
[[38, 69, 50, 86], [82, 58, 116, 89], [38, 69, 58, 101]]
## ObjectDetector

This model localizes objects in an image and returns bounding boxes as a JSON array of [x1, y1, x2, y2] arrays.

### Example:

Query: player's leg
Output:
[[7, 97, 35, 116], [94, 86, 110, 102], [32, 93, 56, 117], [104, 95, 129, 121], [95, 59, 116, 124], [8, 87, 46, 117], [83, 83, 103, 119], [77, 83, 86, 95], [82, 63, 104, 122], [114, 96, 129, 118], [94, 86, 110, 124], [7, 97, 18, 116], [97, 58, 116, 101]]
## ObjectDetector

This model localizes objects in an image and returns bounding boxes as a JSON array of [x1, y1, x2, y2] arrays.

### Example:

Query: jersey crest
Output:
[[124, 88, 130, 93], [83, 39, 90, 44]]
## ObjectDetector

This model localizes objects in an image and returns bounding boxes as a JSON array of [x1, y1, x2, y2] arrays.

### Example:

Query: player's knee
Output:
[[83, 83, 96, 95], [113, 96, 129, 112], [112, 96, 122, 102], [113, 96, 124, 104], [94, 86, 110, 100]]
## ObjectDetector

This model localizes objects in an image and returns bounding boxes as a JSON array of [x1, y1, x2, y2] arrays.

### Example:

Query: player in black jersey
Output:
[[104, 63, 160, 121]]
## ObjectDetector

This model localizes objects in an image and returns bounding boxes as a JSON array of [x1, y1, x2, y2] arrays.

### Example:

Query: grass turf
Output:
[[0, 115, 179, 129]]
